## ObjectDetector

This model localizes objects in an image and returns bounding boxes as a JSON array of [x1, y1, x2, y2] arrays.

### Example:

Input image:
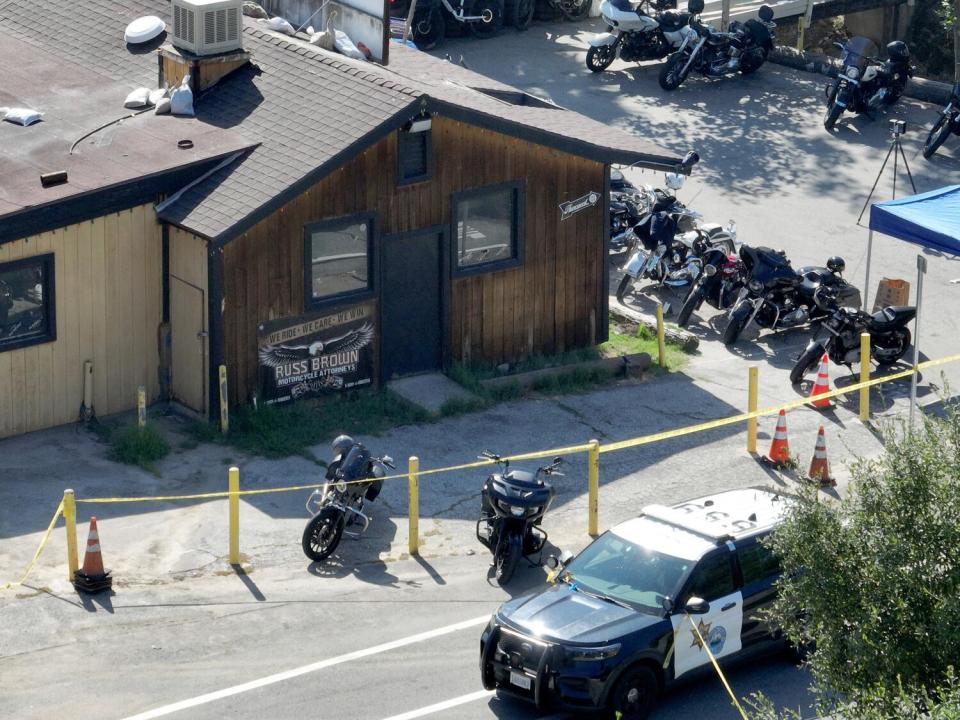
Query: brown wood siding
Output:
[[0, 205, 162, 438], [222, 116, 605, 404]]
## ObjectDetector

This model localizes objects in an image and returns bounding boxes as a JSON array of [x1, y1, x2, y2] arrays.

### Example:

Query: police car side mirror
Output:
[[684, 597, 710, 615]]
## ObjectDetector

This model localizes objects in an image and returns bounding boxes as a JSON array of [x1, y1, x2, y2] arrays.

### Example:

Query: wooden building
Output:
[[0, 0, 694, 438]]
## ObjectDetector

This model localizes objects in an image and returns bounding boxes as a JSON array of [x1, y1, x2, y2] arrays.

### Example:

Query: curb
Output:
[[768, 47, 953, 106]]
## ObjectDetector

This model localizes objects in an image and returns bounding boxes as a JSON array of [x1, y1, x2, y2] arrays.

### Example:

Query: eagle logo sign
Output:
[[258, 322, 374, 368]]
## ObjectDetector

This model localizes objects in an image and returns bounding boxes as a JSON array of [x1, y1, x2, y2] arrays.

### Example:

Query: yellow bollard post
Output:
[[63, 489, 78, 582], [860, 332, 871, 422], [408, 456, 420, 556], [228, 466, 240, 565], [137, 385, 146, 428], [747, 366, 758, 454], [656, 304, 667, 369], [588, 439, 600, 537], [219, 365, 229, 435]]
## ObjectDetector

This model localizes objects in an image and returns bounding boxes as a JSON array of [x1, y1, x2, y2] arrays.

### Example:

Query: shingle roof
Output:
[[1, 0, 691, 242]]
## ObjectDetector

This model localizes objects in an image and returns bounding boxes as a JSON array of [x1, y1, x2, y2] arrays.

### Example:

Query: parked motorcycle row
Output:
[[613, 170, 915, 383], [587, 0, 954, 157], [588, 0, 777, 90], [302, 436, 565, 587]]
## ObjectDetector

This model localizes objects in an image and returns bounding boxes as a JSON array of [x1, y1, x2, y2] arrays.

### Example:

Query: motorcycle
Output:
[[789, 288, 914, 384], [586, 0, 691, 73], [923, 82, 960, 159], [720, 246, 861, 346], [823, 38, 912, 130], [548, 0, 592, 21], [658, 0, 775, 91], [301, 435, 395, 562], [394, 0, 505, 49], [476, 451, 562, 585], [676, 244, 744, 327], [616, 174, 737, 302]]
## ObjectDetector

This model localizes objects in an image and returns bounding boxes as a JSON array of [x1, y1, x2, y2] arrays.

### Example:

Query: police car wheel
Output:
[[608, 665, 657, 719]]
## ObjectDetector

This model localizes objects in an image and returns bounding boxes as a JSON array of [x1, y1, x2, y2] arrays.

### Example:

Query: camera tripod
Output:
[[857, 118, 916, 225]]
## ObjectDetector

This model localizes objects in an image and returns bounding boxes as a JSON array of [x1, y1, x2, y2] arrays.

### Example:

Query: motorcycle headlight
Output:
[[846, 66, 860, 80], [564, 643, 622, 662], [334, 480, 347, 492], [509, 505, 525, 517], [749, 279, 763, 293], [704, 264, 718, 276]]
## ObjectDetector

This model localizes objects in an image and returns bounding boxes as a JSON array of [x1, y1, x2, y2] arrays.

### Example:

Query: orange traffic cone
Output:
[[808, 354, 833, 409], [808, 425, 835, 486], [73, 517, 112, 593], [766, 409, 791, 467]]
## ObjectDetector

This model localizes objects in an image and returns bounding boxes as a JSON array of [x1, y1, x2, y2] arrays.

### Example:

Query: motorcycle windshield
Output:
[[841, 36, 879, 72], [338, 444, 371, 480], [741, 245, 794, 285]]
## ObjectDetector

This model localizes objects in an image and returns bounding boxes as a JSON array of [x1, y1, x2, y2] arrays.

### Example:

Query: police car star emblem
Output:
[[691, 619, 712, 649]]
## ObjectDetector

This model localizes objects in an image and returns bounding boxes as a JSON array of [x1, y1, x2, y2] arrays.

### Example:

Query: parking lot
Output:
[[3, 19, 959, 720]]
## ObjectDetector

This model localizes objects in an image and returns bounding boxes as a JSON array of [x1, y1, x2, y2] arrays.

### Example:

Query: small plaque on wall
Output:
[[257, 302, 375, 404]]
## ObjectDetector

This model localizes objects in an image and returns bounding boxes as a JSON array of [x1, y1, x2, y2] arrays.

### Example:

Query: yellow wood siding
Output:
[[0, 204, 163, 438], [168, 227, 209, 413]]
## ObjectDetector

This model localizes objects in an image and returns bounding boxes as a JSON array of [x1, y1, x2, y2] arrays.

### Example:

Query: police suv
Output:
[[479, 489, 789, 719]]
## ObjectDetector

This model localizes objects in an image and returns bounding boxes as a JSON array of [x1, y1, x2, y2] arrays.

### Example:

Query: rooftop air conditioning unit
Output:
[[171, 0, 243, 56]]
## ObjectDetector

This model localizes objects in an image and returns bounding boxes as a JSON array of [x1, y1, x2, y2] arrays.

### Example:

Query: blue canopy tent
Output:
[[867, 185, 960, 422]]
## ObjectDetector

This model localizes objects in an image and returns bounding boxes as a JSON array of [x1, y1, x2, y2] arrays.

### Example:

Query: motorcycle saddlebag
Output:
[[659, 10, 689, 31], [365, 479, 384, 501]]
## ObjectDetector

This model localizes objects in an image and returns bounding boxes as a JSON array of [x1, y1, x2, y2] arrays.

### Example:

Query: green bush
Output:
[[760, 405, 960, 715], [108, 425, 170, 472], [906, 0, 955, 80]]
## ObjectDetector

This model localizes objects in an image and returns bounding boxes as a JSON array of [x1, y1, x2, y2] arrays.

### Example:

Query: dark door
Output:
[[381, 229, 442, 380]]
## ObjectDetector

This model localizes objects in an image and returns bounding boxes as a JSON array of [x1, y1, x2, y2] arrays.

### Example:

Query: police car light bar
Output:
[[642, 504, 758, 542]]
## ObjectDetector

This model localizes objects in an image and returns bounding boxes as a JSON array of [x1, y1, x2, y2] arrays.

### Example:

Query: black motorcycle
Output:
[[301, 436, 395, 562], [923, 82, 960, 159], [676, 244, 744, 327], [658, 1, 775, 91], [476, 451, 562, 585], [823, 38, 912, 130], [790, 290, 914, 384], [721, 246, 861, 346]]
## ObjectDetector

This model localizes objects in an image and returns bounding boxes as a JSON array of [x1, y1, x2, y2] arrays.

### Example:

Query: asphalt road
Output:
[[3, 19, 959, 720]]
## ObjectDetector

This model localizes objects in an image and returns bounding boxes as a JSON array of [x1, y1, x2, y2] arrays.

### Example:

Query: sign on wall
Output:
[[257, 303, 375, 404], [559, 191, 601, 220]]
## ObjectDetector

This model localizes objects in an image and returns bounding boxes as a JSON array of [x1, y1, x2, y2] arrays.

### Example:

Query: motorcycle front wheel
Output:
[[659, 53, 687, 91], [412, 3, 446, 50], [560, 0, 591, 21], [510, 0, 535, 30], [495, 535, 523, 585], [823, 100, 843, 131], [302, 506, 345, 562], [722, 303, 751, 346], [790, 343, 826, 385], [923, 115, 953, 159], [469, 0, 503, 38], [616, 275, 634, 304], [677, 286, 704, 327], [586, 44, 616, 72]]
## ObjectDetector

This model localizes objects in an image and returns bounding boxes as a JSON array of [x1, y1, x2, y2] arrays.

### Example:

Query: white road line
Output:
[[380, 690, 495, 720], [121, 614, 491, 720]]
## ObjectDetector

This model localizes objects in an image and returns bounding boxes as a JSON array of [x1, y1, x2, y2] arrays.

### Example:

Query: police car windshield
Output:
[[563, 532, 693, 614]]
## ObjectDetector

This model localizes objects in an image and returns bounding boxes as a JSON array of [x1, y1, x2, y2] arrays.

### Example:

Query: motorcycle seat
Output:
[[658, 10, 689, 30], [871, 305, 916, 330]]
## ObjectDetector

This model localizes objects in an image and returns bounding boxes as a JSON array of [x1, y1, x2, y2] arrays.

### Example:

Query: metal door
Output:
[[381, 229, 442, 380], [170, 276, 206, 413]]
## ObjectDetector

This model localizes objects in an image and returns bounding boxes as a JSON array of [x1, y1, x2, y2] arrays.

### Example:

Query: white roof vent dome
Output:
[[125, 15, 166, 44]]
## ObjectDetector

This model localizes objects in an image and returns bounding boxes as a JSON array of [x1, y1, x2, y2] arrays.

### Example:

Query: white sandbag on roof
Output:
[[169, 76, 194, 117], [0, 107, 43, 126], [124, 87, 152, 108], [261, 16, 295, 35], [334, 29, 366, 60]]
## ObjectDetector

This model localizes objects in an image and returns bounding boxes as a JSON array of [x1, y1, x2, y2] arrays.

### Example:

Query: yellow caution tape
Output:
[[72, 352, 960, 506], [2, 499, 64, 590], [687, 612, 750, 720]]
